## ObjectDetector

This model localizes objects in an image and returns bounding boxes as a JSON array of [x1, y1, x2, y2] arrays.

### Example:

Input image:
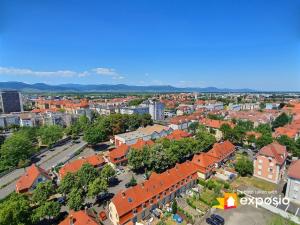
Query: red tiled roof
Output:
[[59, 155, 105, 178], [258, 142, 287, 165], [16, 164, 50, 193], [59, 210, 98, 225], [111, 161, 198, 221], [130, 139, 155, 150], [192, 153, 218, 173], [109, 144, 130, 164], [200, 118, 234, 129], [165, 130, 191, 140], [207, 141, 235, 161], [288, 160, 300, 180]]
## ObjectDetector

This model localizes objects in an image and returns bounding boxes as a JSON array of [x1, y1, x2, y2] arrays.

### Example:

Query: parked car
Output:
[[57, 196, 66, 204], [211, 214, 225, 225], [206, 217, 220, 225]]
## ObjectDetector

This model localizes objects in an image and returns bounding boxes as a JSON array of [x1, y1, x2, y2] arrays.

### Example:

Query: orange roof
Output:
[[166, 130, 191, 140], [130, 139, 155, 150], [111, 161, 198, 221], [109, 144, 130, 163], [16, 164, 50, 193], [59, 155, 105, 178], [258, 142, 287, 165], [207, 141, 235, 161], [246, 131, 262, 139], [59, 210, 98, 225], [192, 153, 218, 173], [288, 160, 300, 180], [200, 118, 234, 129]]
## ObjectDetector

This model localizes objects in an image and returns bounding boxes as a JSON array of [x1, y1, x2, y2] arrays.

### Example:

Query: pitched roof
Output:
[[192, 153, 218, 173], [200, 118, 234, 129], [258, 142, 287, 165], [130, 139, 155, 150], [288, 160, 300, 180], [109, 144, 130, 163], [165, 130, 191, 140], [111, 161, 198, 220], [59, 210, 98, 225], [59, 155, 105, 178], [16, 164, 50, 192], [207, 141, 235, 160]]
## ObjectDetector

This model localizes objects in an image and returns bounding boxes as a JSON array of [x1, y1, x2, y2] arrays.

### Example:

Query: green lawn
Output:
[[232, 176, 277, 191], [267, 215, 298, 225]]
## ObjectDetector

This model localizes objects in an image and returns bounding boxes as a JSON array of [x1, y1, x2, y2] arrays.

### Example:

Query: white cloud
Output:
[[0, 66, 125, 80], [0, 66, 77, 77], [92, 67, 124, 80]]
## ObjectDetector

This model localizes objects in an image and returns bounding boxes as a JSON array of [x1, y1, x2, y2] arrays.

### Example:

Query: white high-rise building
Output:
[[149, 100, 165, 121]]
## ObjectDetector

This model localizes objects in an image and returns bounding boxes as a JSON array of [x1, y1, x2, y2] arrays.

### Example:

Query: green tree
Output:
[[277, 135, 300, 157], [235, 156, 253, 176], [172, 200, 178, 214], [58, 172, 80, 195], [0, 133, 34, 169], [256, 134, 273, 149], [88, 177, 108, 198], [255, 124, 272, 134], [101, 164, 116, 181], [188, 122, 199, 134], [38, 125, 63, 146], [272, 113, 291, 129], [195, 128, 216, 151], [129, 175, 137, 186], [77, 163, 99, 188], [32, 201, 61, 222], [67, 188, 84, 211], [127, 149, 144, 171], [83, 125, 107, 145], [32, 181, 55, 204], [0, 193, 32, 225]]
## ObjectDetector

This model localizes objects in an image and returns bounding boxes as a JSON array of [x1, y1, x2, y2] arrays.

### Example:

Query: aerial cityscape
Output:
[[0, 1, 300, 225]]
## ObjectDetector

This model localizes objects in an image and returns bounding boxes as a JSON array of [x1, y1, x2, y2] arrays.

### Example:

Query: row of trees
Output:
[[0, 125, 64, 172], [128, 127, 216, 173], [83, 113, 153, 145], [0, 163, 116, 225]]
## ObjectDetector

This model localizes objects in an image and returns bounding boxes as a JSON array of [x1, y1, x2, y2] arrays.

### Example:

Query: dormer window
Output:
[[133, 209, 137, 214]]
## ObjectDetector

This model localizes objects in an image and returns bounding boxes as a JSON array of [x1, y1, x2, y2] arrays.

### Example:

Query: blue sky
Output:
[[0, 0, 299, 91]]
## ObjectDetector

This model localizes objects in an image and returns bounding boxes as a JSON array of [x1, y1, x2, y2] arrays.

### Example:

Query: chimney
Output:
[[69, 215, 74, 225], [122, 191, 126, 198], [141, 183, 144, 188], [167, 170, 170, 175]]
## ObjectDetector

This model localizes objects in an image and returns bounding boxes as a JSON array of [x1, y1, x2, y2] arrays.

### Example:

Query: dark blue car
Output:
[[211, 214, 225, 225]]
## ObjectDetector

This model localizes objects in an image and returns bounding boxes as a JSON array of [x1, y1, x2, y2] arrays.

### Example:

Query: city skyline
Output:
[[1, 0, 299, 91]]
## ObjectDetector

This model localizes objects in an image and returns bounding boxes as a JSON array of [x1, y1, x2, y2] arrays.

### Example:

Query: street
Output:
[[0, 139, 88, 199]]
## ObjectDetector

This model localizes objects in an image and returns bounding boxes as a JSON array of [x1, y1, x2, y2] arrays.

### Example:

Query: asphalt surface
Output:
[[0, 140, 87, 199]]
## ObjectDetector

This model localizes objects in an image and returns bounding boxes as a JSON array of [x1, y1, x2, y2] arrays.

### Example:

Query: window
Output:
[[258, 170, 262, 175]]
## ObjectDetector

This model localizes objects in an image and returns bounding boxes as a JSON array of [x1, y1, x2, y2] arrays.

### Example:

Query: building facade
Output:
[[149, 101, 165, 121], [0, 90, 23, 113], [286, 160, 300, 204]]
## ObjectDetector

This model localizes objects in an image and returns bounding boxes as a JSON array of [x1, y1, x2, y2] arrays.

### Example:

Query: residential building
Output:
[[109, 161, 198, 225], [286, 160, 300, 204], [16, 164, 51, 193], [192, 140, 235, 179], [59, 154, 106, 179], [59, 210, 99, 225], [0, 90, 23, 113], [0, 114, 20, 128], [200, 118, 234, 141], [165, 130, 191, 140], [253, 142, 288, 184], [149, 101, 165, 121], [120, 106, 149, 115], [114, 125, 172, 146]]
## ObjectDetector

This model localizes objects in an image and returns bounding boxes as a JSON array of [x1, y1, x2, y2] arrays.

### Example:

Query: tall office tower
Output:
[[149, 100, 165, 121], [0, 90, 23, 113]]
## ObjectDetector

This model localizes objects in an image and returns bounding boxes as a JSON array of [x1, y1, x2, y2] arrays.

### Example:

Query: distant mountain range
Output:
[[0, 81, 256, 93]]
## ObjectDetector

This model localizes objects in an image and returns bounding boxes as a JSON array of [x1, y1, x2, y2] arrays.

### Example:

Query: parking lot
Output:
[[201, 205, 275, 225]]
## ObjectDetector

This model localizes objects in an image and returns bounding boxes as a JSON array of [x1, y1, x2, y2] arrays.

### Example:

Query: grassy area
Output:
[[232, 176, 277, 191], [187, 196, 209, 212], [164, 215, 187, 225]]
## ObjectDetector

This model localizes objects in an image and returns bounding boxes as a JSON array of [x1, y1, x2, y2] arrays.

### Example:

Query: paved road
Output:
[[0, 140, 88, 199]]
